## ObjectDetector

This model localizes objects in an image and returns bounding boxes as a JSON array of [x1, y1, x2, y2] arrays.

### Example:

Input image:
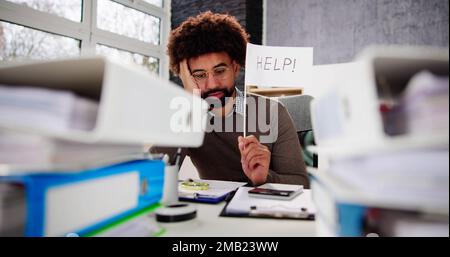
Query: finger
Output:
[[238, 136, 244, 151], [242, 142, 269, 160], [241, 157, 250, 176], [242, 149, 261, 174], [178, 60, 187, 78], [249, 156, 267, 170], [244, 147, 267, 165], [247, 154, 265, 170], [246, 148, 270, 168], [180, 59, 189, 73], [241, 142, 259, 160], [242, 135, 259, 148], [179, 59, 198, 90]]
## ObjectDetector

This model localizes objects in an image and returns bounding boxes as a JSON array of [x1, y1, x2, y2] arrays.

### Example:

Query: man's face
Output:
[[187, 52, 240, 108]]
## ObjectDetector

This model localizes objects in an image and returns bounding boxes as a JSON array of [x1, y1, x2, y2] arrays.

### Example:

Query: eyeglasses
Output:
[[190, 66, 231, 85]]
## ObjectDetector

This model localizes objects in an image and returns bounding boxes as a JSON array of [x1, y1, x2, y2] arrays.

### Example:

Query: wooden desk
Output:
[[247, 86, 303, 97]]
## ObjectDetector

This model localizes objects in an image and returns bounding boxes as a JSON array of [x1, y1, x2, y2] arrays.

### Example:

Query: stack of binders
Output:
[[0, 183, 26, 236], [1, 160, 164, 237], [0, 56, 206, 236], [310, 46, 449, 237]]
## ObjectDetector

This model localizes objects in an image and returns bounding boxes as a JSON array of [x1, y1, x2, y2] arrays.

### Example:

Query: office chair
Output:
[[277, 94, 318, 167]]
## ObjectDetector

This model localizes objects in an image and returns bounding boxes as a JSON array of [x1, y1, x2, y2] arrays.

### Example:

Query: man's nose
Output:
[[203, 73, 220, 90]]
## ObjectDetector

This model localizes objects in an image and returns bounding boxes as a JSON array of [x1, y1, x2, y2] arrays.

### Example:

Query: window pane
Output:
[[0, 21, 81, 61], [97, 0, 160, 45], [6, 0, 82, 22], [142, 0, 163, 8], [96, 44, 159, 74]]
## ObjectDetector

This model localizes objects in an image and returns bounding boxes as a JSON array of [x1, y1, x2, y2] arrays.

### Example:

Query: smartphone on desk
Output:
[[248, 187, 302, 200]]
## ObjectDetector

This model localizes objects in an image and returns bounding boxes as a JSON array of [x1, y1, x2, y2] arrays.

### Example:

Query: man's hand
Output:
[[238, 135, 271, 186], [179, 59, 199, 93]]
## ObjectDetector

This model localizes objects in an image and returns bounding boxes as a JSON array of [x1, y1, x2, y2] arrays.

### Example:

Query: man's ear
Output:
[[233, 62, 241, 76]]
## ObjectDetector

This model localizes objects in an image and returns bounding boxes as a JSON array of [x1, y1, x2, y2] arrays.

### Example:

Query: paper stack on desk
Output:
[[223, 184, 316, 220], [0, 85, 98, 132], [310, 46, 449, 236], [0, 129, 148, 174], [0, 85, 147, 174], [0, 84, 163, 237], [0, 56, 207, 237]]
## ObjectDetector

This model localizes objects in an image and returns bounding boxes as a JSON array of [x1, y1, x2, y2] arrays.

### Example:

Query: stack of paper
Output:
[[0, 56, 206, 237], [310, 48, 449, 236], [0, 129, 146, 173], [323, 71, 449, 208], [382, 71, 449, 136], [402, 71, 449, 135], [328, 149, 449, 208], [0, 85, 98, 132], [0, 85, 149, 174], [376, 209, 449, 237]]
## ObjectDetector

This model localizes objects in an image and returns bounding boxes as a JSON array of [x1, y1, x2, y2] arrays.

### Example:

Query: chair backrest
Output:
[[277, 94, 317, 167], [277, 94, 314, 132]]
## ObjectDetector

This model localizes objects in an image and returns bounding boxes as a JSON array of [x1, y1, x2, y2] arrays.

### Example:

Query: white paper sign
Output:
[[244, 43, 313, 88]]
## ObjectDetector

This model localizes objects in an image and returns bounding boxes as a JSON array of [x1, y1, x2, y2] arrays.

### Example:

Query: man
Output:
[[153, 11, 309, 187]]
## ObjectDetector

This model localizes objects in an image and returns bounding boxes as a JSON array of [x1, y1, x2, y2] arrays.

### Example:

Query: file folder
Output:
[[0, 159, 164, 236], [0, 56, 207, 147], [310, 46, 448, 154]]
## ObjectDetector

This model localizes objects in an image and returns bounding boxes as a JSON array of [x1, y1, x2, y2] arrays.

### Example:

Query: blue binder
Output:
[[310, 175, 369, 236], [179, 192, 230, 204], [1, 159, 164, 237]]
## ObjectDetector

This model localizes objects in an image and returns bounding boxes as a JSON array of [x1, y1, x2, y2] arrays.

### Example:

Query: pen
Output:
[[173, 147, 182, 166]]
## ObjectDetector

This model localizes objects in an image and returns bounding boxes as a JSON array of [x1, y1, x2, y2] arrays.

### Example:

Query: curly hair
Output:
[[167, 11, 250, 75]]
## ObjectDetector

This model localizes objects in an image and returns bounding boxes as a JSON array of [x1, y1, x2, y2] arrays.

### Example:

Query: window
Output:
[[0, 21, 80, 61], [97, 0, 160, 45], [0, 0, 169, 77], [142, 0, 163, 8], [96, 44, 159, 74], [6, 0, 82, 22]]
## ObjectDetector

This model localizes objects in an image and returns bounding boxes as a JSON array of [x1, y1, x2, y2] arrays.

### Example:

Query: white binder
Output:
[[310, 45, 449, 157], [0, 56, 207, 147]]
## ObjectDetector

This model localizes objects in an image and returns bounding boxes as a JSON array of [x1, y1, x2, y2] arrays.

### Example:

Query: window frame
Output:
[[0, 0, 171, 78]]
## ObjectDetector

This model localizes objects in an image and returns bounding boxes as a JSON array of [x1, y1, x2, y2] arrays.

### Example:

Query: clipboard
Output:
[[178, 179, 247, 204], [179, 192, 229, 204], [219, 185, 316, 220]]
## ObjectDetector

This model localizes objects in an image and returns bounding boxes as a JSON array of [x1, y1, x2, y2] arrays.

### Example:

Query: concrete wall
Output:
[[266, 0, 449, 64], [171, 0, 246, 29]]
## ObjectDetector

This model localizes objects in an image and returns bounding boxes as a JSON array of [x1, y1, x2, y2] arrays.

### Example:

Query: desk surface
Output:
[[159, 201, 316, 237], [173, 158, 316, 236]]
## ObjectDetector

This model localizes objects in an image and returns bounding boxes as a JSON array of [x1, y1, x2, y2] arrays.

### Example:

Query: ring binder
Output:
[[0, 159, 164, 236]]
